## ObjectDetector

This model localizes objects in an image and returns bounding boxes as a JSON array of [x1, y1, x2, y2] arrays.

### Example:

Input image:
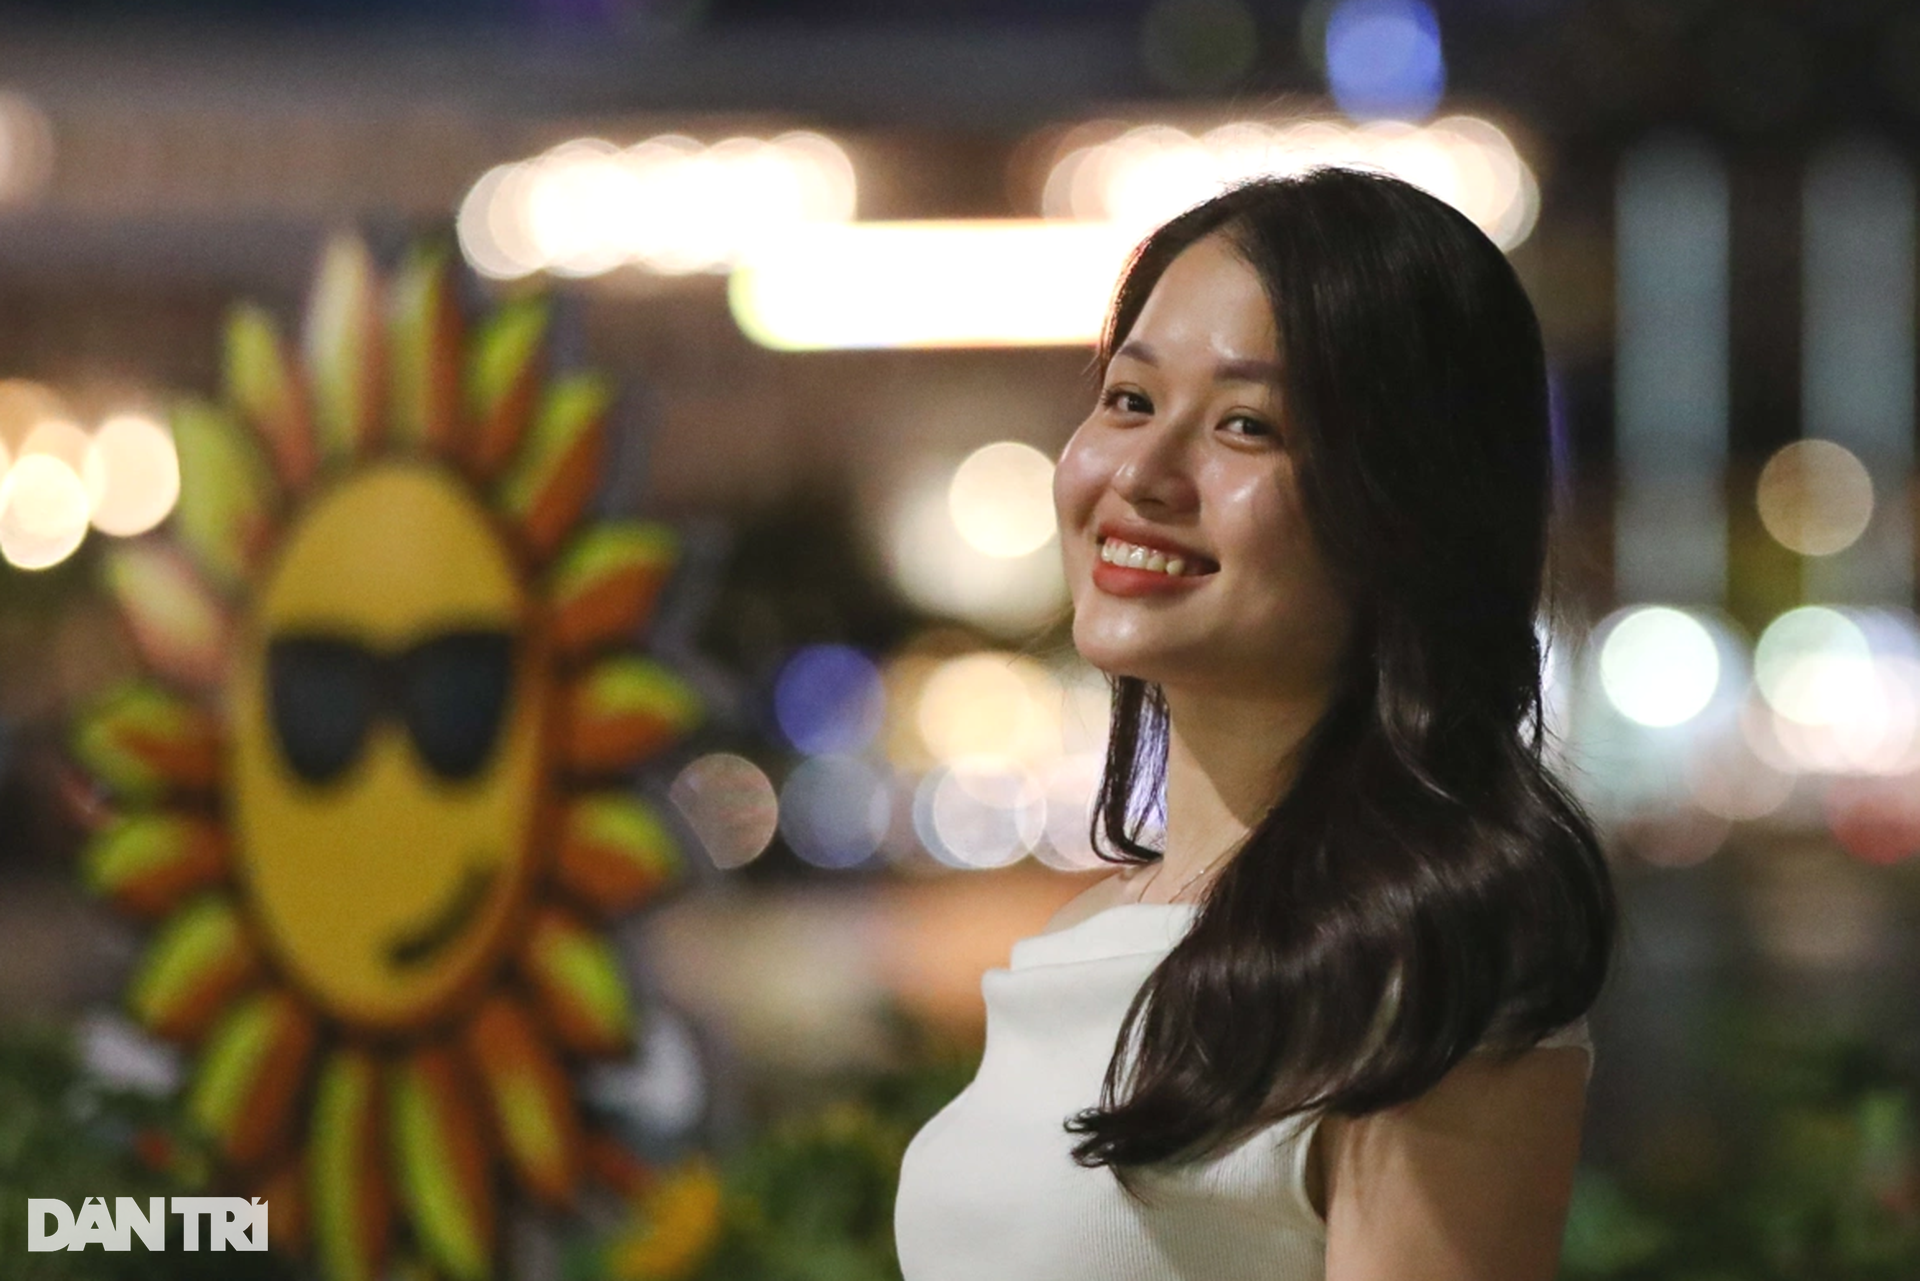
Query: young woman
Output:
[[893, 168, 1617, 1281]]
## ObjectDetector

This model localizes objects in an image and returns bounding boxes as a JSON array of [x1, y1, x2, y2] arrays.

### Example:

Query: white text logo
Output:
[[26, 1196, 269, 1252]]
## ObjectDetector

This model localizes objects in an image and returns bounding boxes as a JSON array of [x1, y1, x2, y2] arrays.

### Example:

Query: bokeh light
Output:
[[84, 413, 181, 536], [884, 463, 1069, 634], [668, 752, 780, 870], [947, 442, 1057, 557], [1825, 774, 1920, 865], [459, 131, 857, 280], [914, 760, 1047, 870], [0, 378, 70, 455], [915, 651, 1062, 767], [1036, 751, 1109, 871], [773, 644, 886, 755], [1750, 607, 1920, 775], [1755, 438, 1875, 557], [1598, 605, 1723, 728], [21, 416, 90, 473], [1754, 607, 1870, 725], [0, 453, 92, 570], [1683, 722, 1798, 821], [732, 219, 1137, 350], [1324, 0, 1445, 122], [1040, 115, 1537, 251], [778, 755, 892, 869]]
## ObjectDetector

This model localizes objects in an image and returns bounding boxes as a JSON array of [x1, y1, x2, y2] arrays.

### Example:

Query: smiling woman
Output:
[[894, 168, 1615, 1281]]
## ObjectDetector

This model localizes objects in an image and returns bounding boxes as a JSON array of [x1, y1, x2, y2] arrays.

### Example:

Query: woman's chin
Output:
[[1070, 633, 1189, 687]]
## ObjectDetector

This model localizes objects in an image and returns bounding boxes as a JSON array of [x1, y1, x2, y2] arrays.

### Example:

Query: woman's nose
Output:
[[1110, 421, 1199, 512]]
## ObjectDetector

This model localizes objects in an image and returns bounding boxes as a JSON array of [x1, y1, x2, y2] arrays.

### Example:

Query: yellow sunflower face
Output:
[[69, 238, 710, 1281], [233, 462, 546, 1027]]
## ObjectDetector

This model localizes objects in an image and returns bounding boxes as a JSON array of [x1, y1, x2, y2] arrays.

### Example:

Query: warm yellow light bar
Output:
[[1042, 115, 1540, 251], [728, 219, 1142, 350]]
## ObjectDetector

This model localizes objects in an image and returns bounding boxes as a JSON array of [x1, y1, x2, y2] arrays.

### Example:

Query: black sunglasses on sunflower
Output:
[[265, 629, 518, 785]]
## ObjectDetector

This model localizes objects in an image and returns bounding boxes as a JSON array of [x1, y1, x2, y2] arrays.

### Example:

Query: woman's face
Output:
[[1053, 231, 1353, 700]]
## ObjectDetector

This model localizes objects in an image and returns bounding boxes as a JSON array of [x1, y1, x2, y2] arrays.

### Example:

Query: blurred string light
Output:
[[0, 380, 178, 571], [774, 644, 886, 755], [84, 414, 180, 537], [457, 131, 857, 280], [914, 761, 1047, 870], [1755, 438, 1874, 557], [0, 454, 90, 570], [1825, 773, 1920, 865], [1572, 605, 1755, 856], [1748, 606, 1920, 776], [1597, 605, 1723, 728], [947, 442, 1057, 557], [668, 752, 780, 869], [779, 754, 891, 869], [1040, 116, 1538, 251], [853, 641, 1115, 873], [1322, 0, 1445, 122], [884, 451, 1067, 634], [731, 220, 1138, 350], [1684, 718, 1797, 822], [1037, 752, 1108, 872], [915, 651, 1063, 767], [734, 114, 1536, 349]]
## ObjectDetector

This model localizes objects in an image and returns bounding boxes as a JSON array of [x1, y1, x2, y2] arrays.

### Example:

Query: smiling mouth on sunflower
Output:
[[68, 236, 709, 1281], [388, 863, 498, 970]]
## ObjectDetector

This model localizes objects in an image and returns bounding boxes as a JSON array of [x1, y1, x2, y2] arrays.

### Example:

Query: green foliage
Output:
[[0, 1021, 299, 1281], [1561, 1004, 1920, 1281]]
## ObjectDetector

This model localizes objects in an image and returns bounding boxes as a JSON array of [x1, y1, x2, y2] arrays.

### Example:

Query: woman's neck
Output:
[[1146, 684, 1330, 899]]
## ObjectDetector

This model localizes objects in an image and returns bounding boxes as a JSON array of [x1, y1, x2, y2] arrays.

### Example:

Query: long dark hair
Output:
[[1064, 167, 1617, 1193]]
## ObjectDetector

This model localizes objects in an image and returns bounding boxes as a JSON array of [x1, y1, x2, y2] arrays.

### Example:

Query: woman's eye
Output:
[[1221, 414, 1277, 439], [1101, 388, 1151, 415]]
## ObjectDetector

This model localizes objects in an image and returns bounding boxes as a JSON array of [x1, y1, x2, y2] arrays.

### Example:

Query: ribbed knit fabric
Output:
[[894, 901, 1593, 1281]]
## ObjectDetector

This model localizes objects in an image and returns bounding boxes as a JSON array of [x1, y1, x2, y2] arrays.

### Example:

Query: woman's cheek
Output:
[[1050, 429, 1104, 530]]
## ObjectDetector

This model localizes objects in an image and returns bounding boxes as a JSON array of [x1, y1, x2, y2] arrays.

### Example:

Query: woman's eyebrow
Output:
[[1112, 340, 1283, 385], [1215, 356, 1285, 385]]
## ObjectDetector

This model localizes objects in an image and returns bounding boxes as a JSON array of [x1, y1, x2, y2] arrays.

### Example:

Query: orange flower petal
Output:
[[187, 988, 316, 1169], [563, 658, 702, 775], [461, 994, 584, 1207], [82, 811, 227, 917], [70, 681, 223, 800], [520, 906, 636, 1057], [545, 522, 678, 660], [387, 242, 465, 456], [556, 793, 682, 917]]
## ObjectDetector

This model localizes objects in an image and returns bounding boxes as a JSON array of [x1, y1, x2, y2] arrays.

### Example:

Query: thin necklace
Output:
[[1135, 849, 1228, 905]]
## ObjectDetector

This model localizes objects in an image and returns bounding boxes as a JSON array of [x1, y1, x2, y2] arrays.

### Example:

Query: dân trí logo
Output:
[[27, 1196, 269, 1252]]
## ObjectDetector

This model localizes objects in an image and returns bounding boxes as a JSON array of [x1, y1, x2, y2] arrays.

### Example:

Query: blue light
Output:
[[772, 644, 885, 756], [1325, 0, 1446, 122]]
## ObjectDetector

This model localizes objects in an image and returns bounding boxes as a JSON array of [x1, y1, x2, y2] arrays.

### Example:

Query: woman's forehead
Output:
[[1119, 239, 1281, 370]]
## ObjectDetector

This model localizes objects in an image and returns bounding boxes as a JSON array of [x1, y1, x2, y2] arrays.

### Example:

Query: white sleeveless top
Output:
[[894, 901, 1593, 1281]]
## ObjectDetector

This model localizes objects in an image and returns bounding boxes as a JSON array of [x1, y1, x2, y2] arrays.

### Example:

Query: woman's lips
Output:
[[1091, 556, 1216, 597]]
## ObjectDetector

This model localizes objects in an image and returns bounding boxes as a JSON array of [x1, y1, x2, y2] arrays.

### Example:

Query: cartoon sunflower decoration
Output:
[[67, 236, 710, 1281]]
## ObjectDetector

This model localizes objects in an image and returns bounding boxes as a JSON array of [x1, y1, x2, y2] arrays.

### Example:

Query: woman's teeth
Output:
[[1098, 538, 1206, 577]]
